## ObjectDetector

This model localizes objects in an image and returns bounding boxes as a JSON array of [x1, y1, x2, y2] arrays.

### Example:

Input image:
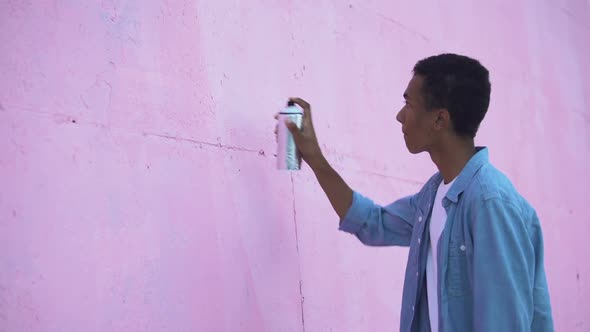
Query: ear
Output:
[[434, 108, 451, 130]]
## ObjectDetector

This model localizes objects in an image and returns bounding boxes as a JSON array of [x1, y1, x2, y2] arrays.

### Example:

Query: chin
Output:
[[404, 141, 420, 154], [406, 144, 425, 155]]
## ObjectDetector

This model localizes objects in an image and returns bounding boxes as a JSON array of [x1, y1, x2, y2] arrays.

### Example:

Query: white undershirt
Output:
[[426, 179, 454, 332]]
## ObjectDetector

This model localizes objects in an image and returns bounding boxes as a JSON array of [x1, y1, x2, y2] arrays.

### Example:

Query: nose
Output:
[[396, 107, 404, 124]]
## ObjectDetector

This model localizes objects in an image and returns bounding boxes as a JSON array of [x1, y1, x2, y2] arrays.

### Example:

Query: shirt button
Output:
[[418, 216, 423, 222], [416, 272, 419, 277], [460, 245, 466, 251], [412, 305, 415, 311], [418, 238, 421, 244]]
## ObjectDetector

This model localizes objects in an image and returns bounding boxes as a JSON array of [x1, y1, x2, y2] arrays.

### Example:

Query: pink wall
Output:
[[1, 1, 588, 331]]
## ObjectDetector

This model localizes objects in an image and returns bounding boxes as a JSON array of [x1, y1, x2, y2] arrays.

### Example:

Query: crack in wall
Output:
[[141, 131, 263, 154], [290, 174, 306, 332], [4, 105, 426, 185]]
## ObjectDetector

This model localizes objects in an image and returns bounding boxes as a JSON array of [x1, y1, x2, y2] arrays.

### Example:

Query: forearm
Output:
[[308, 155, 353, 220], [312, 154, 415, 247]]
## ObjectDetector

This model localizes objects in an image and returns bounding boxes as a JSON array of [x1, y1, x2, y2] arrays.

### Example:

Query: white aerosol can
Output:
[[277, 101, 303, 170]]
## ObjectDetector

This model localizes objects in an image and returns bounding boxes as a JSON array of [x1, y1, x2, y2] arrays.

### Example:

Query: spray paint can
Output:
[[277, 101, 303, 170]]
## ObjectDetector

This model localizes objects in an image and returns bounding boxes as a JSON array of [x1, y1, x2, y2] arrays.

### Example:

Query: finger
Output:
[[289, 97, 313, 125], [289, 97, 310, 110], [274, 113, 279, 120]]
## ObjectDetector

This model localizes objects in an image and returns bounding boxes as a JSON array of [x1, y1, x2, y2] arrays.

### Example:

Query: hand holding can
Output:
[[275, 97, 325, 170], [276, 101, 303, 170]]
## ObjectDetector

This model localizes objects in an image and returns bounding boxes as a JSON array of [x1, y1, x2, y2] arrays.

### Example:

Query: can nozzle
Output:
[[287, 100, 295, 107]]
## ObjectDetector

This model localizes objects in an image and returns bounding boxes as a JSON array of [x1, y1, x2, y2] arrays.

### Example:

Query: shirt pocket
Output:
[[448, 239, 469, 297]]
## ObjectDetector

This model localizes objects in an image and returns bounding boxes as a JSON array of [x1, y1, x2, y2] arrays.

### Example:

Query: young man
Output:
[[282, 54, 554, 331]]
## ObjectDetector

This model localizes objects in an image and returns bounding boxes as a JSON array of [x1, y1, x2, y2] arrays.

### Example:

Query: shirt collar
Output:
[[430, 146, 489, 203]]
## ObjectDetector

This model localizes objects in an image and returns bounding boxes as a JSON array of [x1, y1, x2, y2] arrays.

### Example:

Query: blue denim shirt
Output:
[[339, 147, 554, 331]]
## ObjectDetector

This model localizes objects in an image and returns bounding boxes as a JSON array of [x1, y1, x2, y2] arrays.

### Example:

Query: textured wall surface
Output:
[[1, 1, 589, 331]]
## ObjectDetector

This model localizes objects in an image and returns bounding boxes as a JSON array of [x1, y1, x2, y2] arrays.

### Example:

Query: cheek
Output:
[[404, 111, 416, 127]]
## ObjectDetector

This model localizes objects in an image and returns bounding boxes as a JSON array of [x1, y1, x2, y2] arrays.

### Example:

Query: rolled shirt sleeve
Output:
[[339, 191, 417, 247]]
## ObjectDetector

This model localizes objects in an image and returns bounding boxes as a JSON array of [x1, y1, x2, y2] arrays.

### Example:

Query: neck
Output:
[[429, 136, 476, 184]]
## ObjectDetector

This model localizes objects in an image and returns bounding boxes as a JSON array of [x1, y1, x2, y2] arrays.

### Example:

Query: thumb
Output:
[[285, 119, 303, 140]]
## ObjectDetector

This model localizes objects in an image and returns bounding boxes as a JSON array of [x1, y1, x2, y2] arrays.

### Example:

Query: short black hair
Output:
[[413, 53, 491, 138]]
